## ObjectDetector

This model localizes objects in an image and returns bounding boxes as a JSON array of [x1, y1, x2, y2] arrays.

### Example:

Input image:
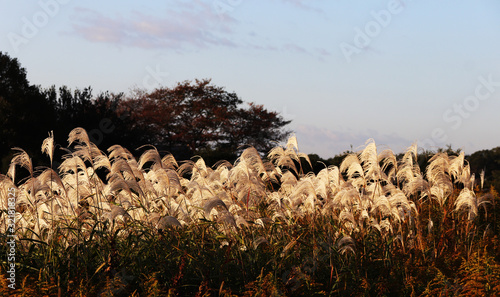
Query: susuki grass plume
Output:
[[0, 127, 497, 296]]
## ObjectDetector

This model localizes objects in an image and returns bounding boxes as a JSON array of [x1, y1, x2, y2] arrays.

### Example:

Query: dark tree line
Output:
[[0, 52, 291, 171]]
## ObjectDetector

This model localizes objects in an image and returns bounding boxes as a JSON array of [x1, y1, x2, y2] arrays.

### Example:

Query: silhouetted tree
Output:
[[0, 52, 56, 170], [43, 85, 134, 151]]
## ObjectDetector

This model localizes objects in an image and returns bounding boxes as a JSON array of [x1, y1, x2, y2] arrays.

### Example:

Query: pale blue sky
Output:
[[1, 0, 500, 157]]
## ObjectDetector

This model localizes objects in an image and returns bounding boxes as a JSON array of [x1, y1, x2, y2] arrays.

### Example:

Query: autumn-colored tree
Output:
[[121, 79, 291, 161]]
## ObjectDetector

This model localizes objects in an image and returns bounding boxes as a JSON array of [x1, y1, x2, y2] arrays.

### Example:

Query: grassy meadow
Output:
[[1, 128, 499, 296]]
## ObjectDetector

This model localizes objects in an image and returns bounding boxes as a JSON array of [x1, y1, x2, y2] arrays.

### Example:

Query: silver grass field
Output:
[[0, 127, 498, 296]]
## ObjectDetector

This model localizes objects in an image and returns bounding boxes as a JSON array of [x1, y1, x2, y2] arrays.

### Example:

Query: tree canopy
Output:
[[121, 79, 291, 162]]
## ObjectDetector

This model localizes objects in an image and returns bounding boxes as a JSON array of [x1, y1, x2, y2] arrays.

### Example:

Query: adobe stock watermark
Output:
[[420, 74, 500, 149], [8, 0, 71, 53], [6, 187, 17, 290], [142, 65, 169, 90], [340, 0, 409, 63], [212, 0, 244, 18], [88, 118, 117, 147]]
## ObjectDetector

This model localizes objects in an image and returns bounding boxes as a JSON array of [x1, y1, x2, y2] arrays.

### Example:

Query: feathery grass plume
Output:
[[287, 135, 312, 169], [268, 135, 311, 176], [157, 215, 182, 229], [68, 127, 91, 147], [286, 134, 299, 152], [333, 186, 360, 210], [108, 173, 144, 204], [94, 154, 112, 171], [203, 197, 228, 218], [425, 152, 455, 207], [177, 160, 195, 179], [108, 144, 135, 161], [14, 177, 47, 230], [448, 151, 465, 181], [279, 171, 297, 195], [291, 175, 317, 212], [379, 218, 393, 235], [214, 159, 233, 171], [403, 142, 418, 165], [206, 167, 225, 187], [480, 169, 485, 190], [253, 236, 269, 249], [390, 190, 418, 217], [151, 168, 183, 198], [41, 130, 55, 166], [314, 168, 332, 200], [327, 165, 343, 188], [185, 180, 212, 209], [340, 154, 364, 182], [59, 153, 88, 176], [22, 176, 50, 200], [6, 133, 500, 295], [73, 142, 103, 166], [103, 204, 131, 221], [386, 193, 411, 224], [268, 146, 297, 173], [339, 208, 358, 233], [360, 139, 382, 181], [429, 184, 453, 208], [230, 151, 267, 208], [108, 158, 137, 182], [455, 188, 477, 220], [460, 163, 474, 189], [379, 148, 398, 181], [281, 239, 298, 257], [180, 157, 209, 183], [427, 218, 434, 233], [237, 146, 277, 185], [403, 174, 430, 199], [161, 153, 179, 170], [396, 143, 420, 186], [426, 152, 450, 183], [108, 173, 133, 195], [336, 234, 356, 256], [396, 165, 419, 189], [372, 195, 400, 222], [138, 146, 162, 170], [8, 148, 33, 182], [218, 212, 237, 228], [235, 215, 249, 228], [454, 188, 490, 221]]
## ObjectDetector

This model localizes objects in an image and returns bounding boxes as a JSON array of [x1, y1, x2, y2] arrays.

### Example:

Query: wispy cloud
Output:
[[69, 0, 329, 58], [71, 1, 237, 50]]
